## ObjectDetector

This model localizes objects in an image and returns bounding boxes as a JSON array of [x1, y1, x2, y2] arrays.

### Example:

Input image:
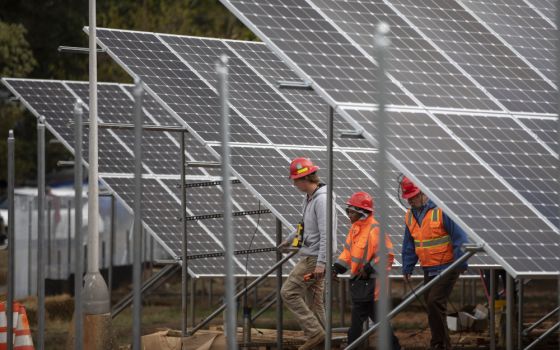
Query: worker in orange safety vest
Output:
[[333, 192, 401, 349], [400, 176, 469, 350]]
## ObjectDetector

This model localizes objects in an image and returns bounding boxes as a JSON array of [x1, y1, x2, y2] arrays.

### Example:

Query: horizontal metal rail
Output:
[[183, 209, 271, 222], [111, 263, 180, 318], [188, 250, 298, 336], [83, 121, 187, 132], [345, 245, 482, 349], [523, 306, 559, 336], [183, 179, 241, 188]]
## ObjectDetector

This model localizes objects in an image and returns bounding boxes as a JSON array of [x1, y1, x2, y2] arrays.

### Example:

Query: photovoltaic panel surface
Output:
[[390, 0, 557, 114], [2, 78, 283, 276], [343, 108, 560, 275], [460, 0, 556, 82], [220, 0, 415, 107], [436, 113, 559, 227], [310, 0, 499, 110]]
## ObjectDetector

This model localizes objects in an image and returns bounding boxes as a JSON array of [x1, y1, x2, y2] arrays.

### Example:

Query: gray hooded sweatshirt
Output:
[[288, 184, 338, 267]]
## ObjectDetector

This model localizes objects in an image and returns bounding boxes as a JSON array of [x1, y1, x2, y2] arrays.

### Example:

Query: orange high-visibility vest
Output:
[[405, 207, 454, 267], [336, 215, 395, 299]]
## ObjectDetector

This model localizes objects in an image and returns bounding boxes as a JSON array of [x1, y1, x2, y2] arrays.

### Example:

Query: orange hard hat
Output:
[[346, 191, 374, 212], [400, 176, 421, 199], [289, 157, 319, 179]]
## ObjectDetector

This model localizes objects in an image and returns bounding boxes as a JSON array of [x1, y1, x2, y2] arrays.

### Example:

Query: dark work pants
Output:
[[424, 269, 461, 350], [347, 299, 401, 349]]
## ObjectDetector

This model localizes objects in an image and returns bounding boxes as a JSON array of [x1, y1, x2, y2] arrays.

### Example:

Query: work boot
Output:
[[298, 330, 325, 350]]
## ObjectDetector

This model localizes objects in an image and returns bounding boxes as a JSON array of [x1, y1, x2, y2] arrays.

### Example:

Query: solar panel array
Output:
[[215, 0, 560, 277], [2, 78, 289, 277]]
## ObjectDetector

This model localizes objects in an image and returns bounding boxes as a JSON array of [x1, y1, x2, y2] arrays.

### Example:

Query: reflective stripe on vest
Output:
[[414, 235, 451, 248]]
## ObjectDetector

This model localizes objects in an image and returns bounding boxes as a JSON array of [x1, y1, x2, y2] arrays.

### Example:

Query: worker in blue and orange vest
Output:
[[333, 192, 401, 349], [400, 176, 469, 350]]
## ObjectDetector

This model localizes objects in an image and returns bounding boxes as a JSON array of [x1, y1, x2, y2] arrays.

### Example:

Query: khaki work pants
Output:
[[280, 256, 326, 338]]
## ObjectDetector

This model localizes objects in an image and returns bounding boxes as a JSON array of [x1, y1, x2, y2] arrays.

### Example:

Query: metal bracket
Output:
[[58, 46, 106, 54], [340, 129, 365, 139], [180, 209, 272, 222], [277, 80, 313, 90]]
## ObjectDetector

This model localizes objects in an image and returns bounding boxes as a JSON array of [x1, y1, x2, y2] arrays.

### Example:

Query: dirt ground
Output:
[[1, 256, 558, 349]]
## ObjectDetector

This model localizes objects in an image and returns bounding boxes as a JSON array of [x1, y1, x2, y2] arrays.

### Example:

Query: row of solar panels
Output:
[[4, 0, 559, 276]]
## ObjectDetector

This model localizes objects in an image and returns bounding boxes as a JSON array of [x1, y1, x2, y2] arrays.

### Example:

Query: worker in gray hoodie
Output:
[[279, 157, 337, 350]]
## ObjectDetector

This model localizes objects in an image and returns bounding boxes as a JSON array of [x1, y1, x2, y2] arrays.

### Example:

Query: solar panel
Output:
[[460, 0, 556, 82], [2, 78, 286, 276], [343, 108, 560, 275], [524, 0, 556, 23], [518, 117, 558, 151], [219, 0, 415, 107], [436, 113, 559, 227], [310, 0, 500, 111], [389, 0, 557, 114]]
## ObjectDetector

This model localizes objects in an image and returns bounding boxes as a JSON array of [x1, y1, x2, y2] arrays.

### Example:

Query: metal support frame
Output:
[[57, 46, 105, 54], [489, 269, 496, 350], [523, 321, 559, 350], [109, 194, 115, 305], [73, 102, 84, 350], [325, 103, 334, 350], [111, 264, 181, 318], [518, 279, 524, 350], [27, 201, 32, 296], [180, 127, 188, 337], [218, 55, 237, 350], [373, 22, 391, 350], [189, 250, 297, 336], [276, 219, 283, 350], [190, 277, 196, 328], [184, 179, 241, 189], [37, 117, 46, 350], [523, 306, 560, 336], [507, 274, 515, 350], [345, 245, 482, 350], [7, 130, 15, 350], [132, 79, 144, 350], [276, 80, 313, 90], [83, 121, 187, 132], [184, 209, 271, 222]]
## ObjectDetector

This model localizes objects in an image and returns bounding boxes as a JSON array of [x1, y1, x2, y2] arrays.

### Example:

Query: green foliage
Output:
[[0, 22, 36, 77]]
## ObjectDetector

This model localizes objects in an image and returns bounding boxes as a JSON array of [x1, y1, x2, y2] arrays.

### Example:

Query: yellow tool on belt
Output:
[[291, 221, 304, 248]]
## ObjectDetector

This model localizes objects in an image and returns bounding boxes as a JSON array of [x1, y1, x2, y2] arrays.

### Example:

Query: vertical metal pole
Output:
[[28, 201, 33, 296], [68, 200, 72, 271], [190, 278, 196, 328], [471, 279, 476, 305], [180, 130, 188, 337], [325, 105, 334, 350], [339, 278, 345, 327], [109, 194, 115, 305], [374, 22, 391, 350], [74, 101, 84, 350], [83, 0, 111, 332], [461, 279, 466, 307], [47, 200, 52, 268], [37, 117, 46, 350], [517, 279, 524, 350], [217, 55, 237, 350], [132, 79, 144, 350], [7, 130, 15, 350], [87, 0, 99, 276], [506, 274, 514, 350], [275, 218, 283, 350], [489, 269, 496, 350]]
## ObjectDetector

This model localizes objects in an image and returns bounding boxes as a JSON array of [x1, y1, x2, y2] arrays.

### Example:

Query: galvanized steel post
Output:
[[325, 105, 334, 350], [74, 100, 84, 350], [37, 117, 46, 350], [7, 130, 15, 350]]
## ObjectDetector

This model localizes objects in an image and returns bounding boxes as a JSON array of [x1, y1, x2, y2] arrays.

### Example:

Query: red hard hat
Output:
[[289, 157, 319, 179], [346, 192, 374, 212], [400, 176, 421, 199]]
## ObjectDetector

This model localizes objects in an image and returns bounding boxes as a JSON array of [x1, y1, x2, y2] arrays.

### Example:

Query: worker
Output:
[[278, 157, 337, 350], [333, 192, 401, 349], [400, 176, 469, 350]]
